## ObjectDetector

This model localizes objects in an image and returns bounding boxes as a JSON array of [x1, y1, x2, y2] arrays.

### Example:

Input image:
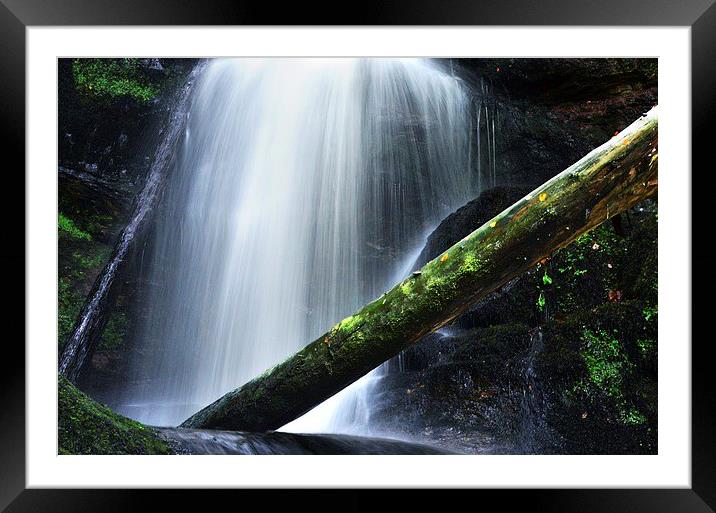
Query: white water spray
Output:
[[120, 58, 492, 430]]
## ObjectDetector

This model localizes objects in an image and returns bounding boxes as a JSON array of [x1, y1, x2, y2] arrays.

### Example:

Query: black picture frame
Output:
[[2, 1, 713, 511]]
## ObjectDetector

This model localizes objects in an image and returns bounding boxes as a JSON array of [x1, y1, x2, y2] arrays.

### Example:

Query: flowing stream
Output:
[[119, 58, 494, 431]]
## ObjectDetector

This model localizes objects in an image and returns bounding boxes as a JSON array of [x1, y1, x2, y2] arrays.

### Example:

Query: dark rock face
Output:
[[373, 324, 534, 454], [58, 59, 198, 400], [538, 299, 657, 454], [58, 58, 197, 193], [454, 58, 658, 188]]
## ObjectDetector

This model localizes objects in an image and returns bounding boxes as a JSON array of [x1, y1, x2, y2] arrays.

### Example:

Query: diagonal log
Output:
[[182, 107, 659, 432]]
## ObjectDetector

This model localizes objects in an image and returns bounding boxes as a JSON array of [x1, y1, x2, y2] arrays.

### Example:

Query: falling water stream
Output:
[[119, 58, 495, 433]]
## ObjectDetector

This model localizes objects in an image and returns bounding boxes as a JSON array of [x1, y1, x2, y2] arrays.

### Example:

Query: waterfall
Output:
[[118, 58, 490, 430]]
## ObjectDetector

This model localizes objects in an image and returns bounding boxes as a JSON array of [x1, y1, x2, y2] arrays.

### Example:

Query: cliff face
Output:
[[453, 58, 657, 188], [58, 59, 197, 399]]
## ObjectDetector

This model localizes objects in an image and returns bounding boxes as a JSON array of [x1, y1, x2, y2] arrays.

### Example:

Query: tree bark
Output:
[[181, 107, 659, 432], [59, 63, 205, 383]]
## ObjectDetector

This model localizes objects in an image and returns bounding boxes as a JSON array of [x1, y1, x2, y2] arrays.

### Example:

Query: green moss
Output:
[[58, 215, 116, 348], [425, 274, 451, 292], [400, 280, 414, 296], [577, 328, 631, 399], [58, 374, 172, 454], [59, 213, 92, 241], [642, 305, 657, 322], [549, 223, 623, 314], [86, 213, 115, 235], [58, 278, 83, 347], [339, 315, 361, 332], [459, 253, 481, 273], [58, 243, 113, 348], [620, 407, 647, 426], [73, 58, 159, 103], [98, 310, 128, 350], [72, 247, 111, 271], [636, 338, 656, 358], [543, 300, 657, 446]]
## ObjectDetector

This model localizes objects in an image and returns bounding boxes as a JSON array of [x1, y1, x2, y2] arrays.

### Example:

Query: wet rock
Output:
[[538, 300, 657, 454], [140, 58, 165, 73], [413, 185, 533, 270], [454, 58, 658, 188], [373, 324, 534, 453], [158, 428, 451, 455]]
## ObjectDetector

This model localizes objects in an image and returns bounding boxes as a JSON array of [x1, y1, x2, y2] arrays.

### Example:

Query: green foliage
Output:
[[72, 247, 111, 271], [557, 301, 657, 431], [537, 291, 546, 311], [58, 232, 112, 347], [85, 213, 115, 236], [576, 328, 632, 399], [636, 338, 656, 358], [642, 305, 657, 322], [536, 209, 658, 324], [620, 407, 647, 426], [58, 278, 83, 347], [99, 311, 128, 350], [58, 213, 92, 241], [72, 58, 159, 103], [58, 374, 172, 454]]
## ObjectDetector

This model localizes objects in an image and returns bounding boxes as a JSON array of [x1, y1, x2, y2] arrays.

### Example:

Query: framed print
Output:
[[3, 0, 715, 510]]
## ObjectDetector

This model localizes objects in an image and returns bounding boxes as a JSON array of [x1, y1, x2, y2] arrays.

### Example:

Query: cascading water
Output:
[[119, 58, 493, 431]]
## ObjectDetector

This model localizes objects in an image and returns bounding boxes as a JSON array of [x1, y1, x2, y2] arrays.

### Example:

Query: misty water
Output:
[[118, 58, 495, 433]]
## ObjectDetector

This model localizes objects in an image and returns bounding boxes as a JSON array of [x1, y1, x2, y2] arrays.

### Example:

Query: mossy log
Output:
[[182, 107, 659, 432]]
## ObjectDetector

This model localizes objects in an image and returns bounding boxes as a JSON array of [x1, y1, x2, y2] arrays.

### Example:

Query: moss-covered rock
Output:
[[57, 211, 115, 348], [56, 59, 197, 395], [58, 374, 173, 455], [59, 58, 197, 192], [538, 300, 657, 454], [72, 59, 162, 103], [58, 213, 92, 241]]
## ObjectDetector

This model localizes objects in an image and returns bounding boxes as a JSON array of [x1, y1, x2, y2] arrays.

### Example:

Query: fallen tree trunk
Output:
[[182, 107, 659, 432], [59, 63, 205, 383]]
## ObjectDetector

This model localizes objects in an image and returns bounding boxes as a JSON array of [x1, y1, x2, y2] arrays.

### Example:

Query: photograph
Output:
[[56, 56, 659, 456], [1, 0, 709, 506]]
